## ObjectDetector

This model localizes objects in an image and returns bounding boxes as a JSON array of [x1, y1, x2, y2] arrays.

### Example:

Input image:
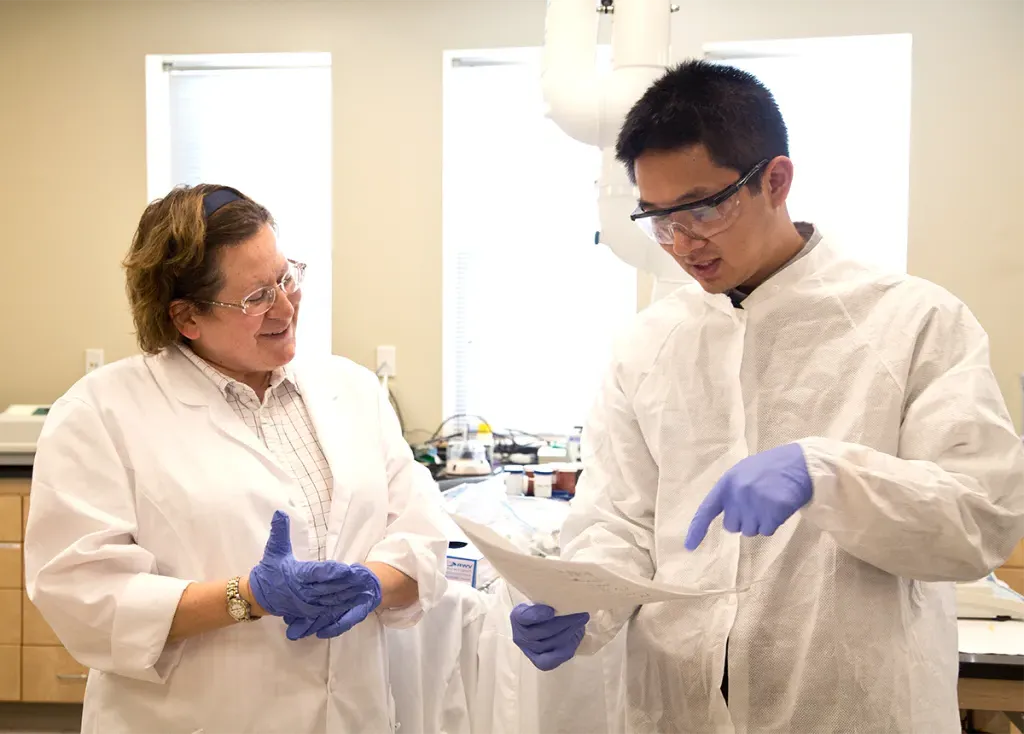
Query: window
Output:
[[706, 34, 913, 273], [145, 53, 333, 358], [443, 49, 637, 434]]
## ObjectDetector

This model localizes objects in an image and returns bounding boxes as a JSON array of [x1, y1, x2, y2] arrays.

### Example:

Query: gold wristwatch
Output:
[[226, 576, 257, 622]]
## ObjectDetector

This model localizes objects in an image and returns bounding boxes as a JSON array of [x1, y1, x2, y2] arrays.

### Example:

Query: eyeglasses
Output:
[[630, 160, 769, 244], [197, 260, 307, 316]]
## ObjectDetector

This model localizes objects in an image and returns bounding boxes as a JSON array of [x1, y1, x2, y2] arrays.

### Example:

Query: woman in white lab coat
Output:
[[24, 184, 448, 734]]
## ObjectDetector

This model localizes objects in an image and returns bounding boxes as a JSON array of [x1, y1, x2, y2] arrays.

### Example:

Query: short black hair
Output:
[[615, 60, 789, 186]]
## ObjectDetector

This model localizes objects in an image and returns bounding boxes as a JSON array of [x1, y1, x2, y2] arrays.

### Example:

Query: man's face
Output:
[[633, 145, 787, 294]]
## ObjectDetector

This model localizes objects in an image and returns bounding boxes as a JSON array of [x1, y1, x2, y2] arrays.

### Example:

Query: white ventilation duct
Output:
[[542, 0, 687, 300]]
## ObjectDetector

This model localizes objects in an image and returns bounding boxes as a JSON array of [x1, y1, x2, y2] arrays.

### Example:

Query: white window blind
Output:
[[443, 51, 637, 435], [707, 34, 913, 273], [154, 55, 333, 358]]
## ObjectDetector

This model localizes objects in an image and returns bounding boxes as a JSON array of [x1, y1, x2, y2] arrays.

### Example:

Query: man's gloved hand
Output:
[[685, 443, 813, 551], [249, 511, 377, 624], [510, 603, 590, 671], [282, 568, 383, 641]]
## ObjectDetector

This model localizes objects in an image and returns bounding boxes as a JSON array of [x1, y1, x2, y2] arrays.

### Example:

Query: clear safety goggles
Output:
[[630, 160, 768, 244], [198, 259, 306, 316]]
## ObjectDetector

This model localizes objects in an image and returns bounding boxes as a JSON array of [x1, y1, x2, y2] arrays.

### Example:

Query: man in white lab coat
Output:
[[509, 60, 1024, 733]]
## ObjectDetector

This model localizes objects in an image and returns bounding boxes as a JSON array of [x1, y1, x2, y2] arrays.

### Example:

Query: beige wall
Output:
[[1, 0, 1021, 435]]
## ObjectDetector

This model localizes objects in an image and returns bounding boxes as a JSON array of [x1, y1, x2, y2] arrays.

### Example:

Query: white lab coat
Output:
[[386, 581, 491, 734], [473, 581, 628, 734], [24, 347, 449, 734], [561, 235, 1024, 734]]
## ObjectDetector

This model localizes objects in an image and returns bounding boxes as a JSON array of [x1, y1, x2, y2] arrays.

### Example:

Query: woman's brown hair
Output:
[[123, 184, 274, 354]]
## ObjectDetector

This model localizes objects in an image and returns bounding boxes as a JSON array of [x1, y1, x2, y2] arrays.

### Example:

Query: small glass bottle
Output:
[[567, 426, 583, 463]]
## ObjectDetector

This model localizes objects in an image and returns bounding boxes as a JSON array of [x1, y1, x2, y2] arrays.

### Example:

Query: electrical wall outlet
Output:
[[376, 345, 397, 377], [85, 348, 104, 374]]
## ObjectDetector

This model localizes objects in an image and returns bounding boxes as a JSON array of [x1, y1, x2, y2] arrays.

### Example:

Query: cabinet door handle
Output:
[[56, 673, 87, 681]]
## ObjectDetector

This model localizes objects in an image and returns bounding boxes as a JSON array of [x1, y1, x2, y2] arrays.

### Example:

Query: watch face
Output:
[[228, 597, 249, 621]]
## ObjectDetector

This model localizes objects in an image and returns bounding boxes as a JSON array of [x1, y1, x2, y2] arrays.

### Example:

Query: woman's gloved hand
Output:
[[283, 579, 382, 641], [510, 603, 590, 671], [249, 511, 377, 624]]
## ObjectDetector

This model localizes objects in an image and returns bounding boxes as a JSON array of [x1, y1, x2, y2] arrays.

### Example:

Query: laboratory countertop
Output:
[[437, 473, 497, 492], [960, 652, 1024, 681], [0, 463, 32, 479]]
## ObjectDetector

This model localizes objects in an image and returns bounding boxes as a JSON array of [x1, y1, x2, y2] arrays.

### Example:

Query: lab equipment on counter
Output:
[[504, 465, 526, 496], [476, 422, 495, 460], [440, 421, 502, 477], [522, 463, 581, 498], [567, 426, 583, 462], [555, 463, 582, 494], [445, 438, 492, 477], [523, 465, 539, 494], [436, 504, 495, 589], [537, 445, 568, 463], [0, 403, 49, 464], [414, 413, 557, 479], [957, 573, 1024, 621], [533, 468, 554, 499], [446, 542, 498, 590]]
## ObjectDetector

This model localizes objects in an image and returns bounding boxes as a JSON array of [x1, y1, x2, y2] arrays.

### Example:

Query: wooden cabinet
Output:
[[0, 644, 20, 701], [0, 542, 22, 590], [0, 480, 25, 592], [0, 495, 23, 543], [995, 540, 1024, 595], [0, 483, 86, 705], [0, 589, 22, 646], [21, 646, 88, 703], [0, 478, 30, 500], [995, 566, 1023, 595]]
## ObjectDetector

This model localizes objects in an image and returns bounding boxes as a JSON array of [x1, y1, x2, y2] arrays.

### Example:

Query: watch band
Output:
[[226, 576, 255, 622]]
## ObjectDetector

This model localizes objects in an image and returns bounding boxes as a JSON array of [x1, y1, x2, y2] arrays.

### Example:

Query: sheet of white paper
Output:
[[958, 619, 1024, 656], [450, 513, 747, 614]]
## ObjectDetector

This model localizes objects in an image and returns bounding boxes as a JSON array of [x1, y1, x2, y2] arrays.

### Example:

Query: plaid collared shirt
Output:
[[177, 344, 333, 560]]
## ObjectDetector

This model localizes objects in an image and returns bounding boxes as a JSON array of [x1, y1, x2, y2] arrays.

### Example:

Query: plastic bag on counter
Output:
[[506, 495, 571, 556], [441, 477, 571, 557]]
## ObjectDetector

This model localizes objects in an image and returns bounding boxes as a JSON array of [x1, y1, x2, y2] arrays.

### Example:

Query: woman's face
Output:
[[174, 224, 301, 384]]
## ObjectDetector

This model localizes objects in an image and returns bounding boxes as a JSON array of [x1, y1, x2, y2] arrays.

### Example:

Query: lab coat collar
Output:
[[720, 225, 837, 313], [147, 350, 360, 557], [173, 343, 297, 402], [150, 347, 232, 408], [147, 348, 295, 484], [725, 222, 820, 306]]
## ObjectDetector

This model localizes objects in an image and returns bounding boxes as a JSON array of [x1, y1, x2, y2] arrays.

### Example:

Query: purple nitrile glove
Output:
[[249, 511, 374, 620], [510, 603, 589, 671], [685, 443, 813, 551]]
